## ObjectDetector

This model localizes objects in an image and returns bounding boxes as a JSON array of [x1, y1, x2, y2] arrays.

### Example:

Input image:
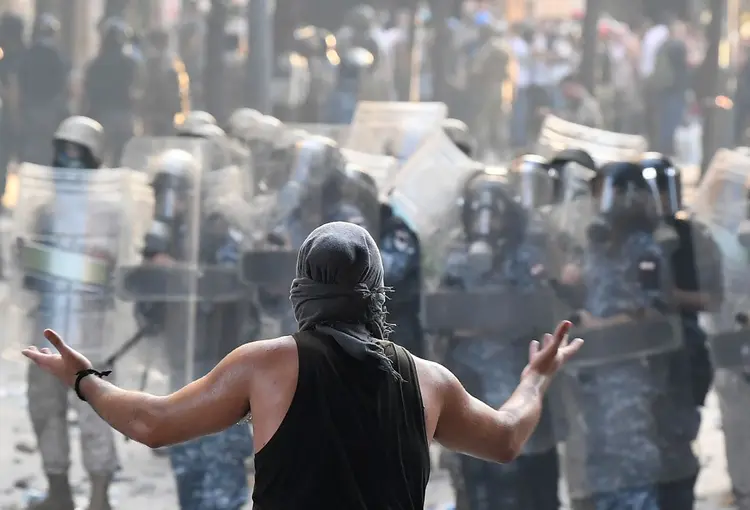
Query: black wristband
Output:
[[74, 369, 112, 402]]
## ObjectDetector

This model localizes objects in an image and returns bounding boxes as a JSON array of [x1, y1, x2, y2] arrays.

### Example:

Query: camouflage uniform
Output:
[[443, 236, 559, 510], [567, 231, 669, 510]]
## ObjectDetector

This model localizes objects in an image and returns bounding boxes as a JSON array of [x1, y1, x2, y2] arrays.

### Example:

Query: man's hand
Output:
[[22, 330, 93, 387], [522, 320, 583, 379]]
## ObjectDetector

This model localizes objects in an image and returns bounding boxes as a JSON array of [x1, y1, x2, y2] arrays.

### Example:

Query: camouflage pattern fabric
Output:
[[566, 231, 670, 510], [168, 423, 254, 510]]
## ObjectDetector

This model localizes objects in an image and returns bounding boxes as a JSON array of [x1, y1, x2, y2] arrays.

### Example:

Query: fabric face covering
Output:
[[289, 221, 401, 379]]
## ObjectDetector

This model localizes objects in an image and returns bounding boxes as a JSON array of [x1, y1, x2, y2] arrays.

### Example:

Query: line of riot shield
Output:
[[693, 149, 750, 371], [551, 160, 693, 504], [341, 148, 400, 201], [115, 148, 247, 392], [343, 101, 448, 163], [536, 114, 648, 167], [7, 164, 135, 382]]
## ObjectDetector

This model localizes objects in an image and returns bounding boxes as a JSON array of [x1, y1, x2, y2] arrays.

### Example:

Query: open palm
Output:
[[523, 320, 584, 378], [22, 329, 93, 387]]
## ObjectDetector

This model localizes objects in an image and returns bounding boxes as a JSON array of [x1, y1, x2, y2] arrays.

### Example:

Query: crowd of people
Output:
[[0, 3, 749, 510]]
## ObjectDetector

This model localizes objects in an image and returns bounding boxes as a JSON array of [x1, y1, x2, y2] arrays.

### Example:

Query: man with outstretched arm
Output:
[[23, 221, 583, 510]]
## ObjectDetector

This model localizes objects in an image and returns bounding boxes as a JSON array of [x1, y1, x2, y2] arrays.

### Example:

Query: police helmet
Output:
[[228, 108, 263, 138], [587, 161, 659, 243], [508, 154, 557, 210], [442, 118, 476, 158], [176, 110, 218, 135], [461, 169, 525, 243], [151, 149, 197, 193], [640, 152, 682, 215], [547, 148, 597, 203], [53, 116, 105, 166]]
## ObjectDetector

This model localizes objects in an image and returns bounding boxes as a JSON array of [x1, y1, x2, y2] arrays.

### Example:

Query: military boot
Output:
[[28, 474, 75, 510], [87, 474, 112, 510]]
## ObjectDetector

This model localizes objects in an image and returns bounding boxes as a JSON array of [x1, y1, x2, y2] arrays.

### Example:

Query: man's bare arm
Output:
[[78, 341, 263, 448], [432, 362, 549, 463]]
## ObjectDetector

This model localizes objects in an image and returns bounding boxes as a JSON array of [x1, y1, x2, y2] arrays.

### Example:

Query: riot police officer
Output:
[[135, 149, 254, 510], [379, 205, 423, 358], [18, 13, 69, 165], [322, 163, 381, 234], [438, 169, 559, 510], [23, 116, 118, 510], [640, 152, 723, 510], [83, 17, 142, 166], [559, 161, 678, 510]]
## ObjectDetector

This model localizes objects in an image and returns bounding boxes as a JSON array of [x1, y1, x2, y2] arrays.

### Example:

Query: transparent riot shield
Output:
[[120, 136, 212, 176], [344, 101, 448, 163], [693, 149, 750, 372], [341, 148, 400, 200], [551, 176, 690, 503], [390, 129, 480, 281], [114, 159, 247, 393], [6, 164, 130, 387], [537, 114, 647, 166]]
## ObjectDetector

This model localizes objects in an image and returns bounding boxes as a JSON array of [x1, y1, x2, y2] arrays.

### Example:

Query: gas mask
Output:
[[53, 141, 94, 169], [465, 187, 511, 275]]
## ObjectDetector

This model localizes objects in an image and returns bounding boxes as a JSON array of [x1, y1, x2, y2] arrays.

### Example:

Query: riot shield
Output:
[[6, 164, 134, 379], [344, 101, 448, 163], [389, 129, 480, 279], [693, 149, 750, 371], [114, 158, 248, 392], [537, 114, 647, 167], [120, 136, 212, 175], [341, 148, 400, 200], [550, 175, 691, 502]]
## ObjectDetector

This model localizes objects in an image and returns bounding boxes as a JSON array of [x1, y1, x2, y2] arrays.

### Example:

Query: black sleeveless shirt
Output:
[[253, 331, 430, 510]]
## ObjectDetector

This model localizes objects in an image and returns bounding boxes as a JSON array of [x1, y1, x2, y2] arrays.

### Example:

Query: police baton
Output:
[[102, 323, 154, 369]]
